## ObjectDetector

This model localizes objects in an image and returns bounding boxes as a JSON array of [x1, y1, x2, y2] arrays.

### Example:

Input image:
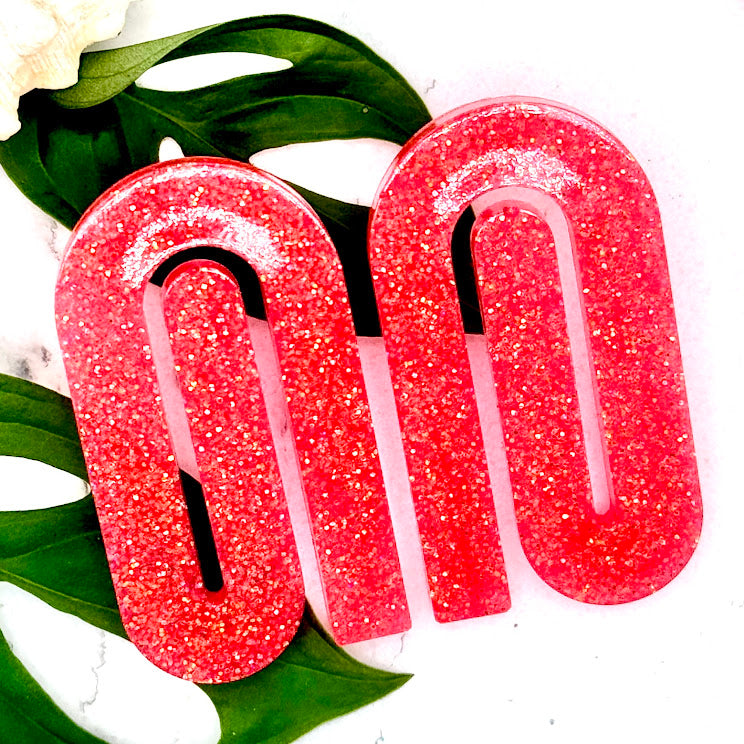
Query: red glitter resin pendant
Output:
[[368, 98, 702, 609], [56, 158, 409, 682]]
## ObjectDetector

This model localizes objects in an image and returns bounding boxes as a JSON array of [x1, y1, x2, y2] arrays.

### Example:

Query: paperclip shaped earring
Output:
[[369, 98, 702, 609], [56, 158, 409, 682]]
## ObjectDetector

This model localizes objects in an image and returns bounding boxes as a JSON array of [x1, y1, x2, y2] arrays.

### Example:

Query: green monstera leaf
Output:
[[0, 373, 411, 742], [0, 14, 434, 336]]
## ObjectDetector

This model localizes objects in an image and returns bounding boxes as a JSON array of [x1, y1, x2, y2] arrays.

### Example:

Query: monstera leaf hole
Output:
[[251, 138, 401, 208], [137, 51, 292, 91], [158, 136, 184, 161], [0, 456, 89, 511]]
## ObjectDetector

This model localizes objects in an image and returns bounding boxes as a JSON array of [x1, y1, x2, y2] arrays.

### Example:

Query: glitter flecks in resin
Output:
[[368, 99, 702, 609], [55, 158, 409, 682], [56, 100, 704, 669]]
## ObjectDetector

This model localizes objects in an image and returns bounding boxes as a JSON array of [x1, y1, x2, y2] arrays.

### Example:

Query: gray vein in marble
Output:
[[47, 216, 64, 260], [391, 631, 407, 667], [80, 629, 107, 713], [1, 343, 63, 388], [11, 355, 31, 380], [0, 339, 69, 395]]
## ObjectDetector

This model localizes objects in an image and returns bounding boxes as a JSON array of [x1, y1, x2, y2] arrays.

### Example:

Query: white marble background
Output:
[[0, 0, 742, 742]]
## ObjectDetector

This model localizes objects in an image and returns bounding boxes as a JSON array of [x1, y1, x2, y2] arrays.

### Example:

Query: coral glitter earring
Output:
[[55, 158, 409, 682], [55, 99, 703, 684], [368, 98, 702, 607]]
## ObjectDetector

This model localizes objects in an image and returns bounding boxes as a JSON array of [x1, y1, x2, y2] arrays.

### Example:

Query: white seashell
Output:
[[0, 0, 133, 140]]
